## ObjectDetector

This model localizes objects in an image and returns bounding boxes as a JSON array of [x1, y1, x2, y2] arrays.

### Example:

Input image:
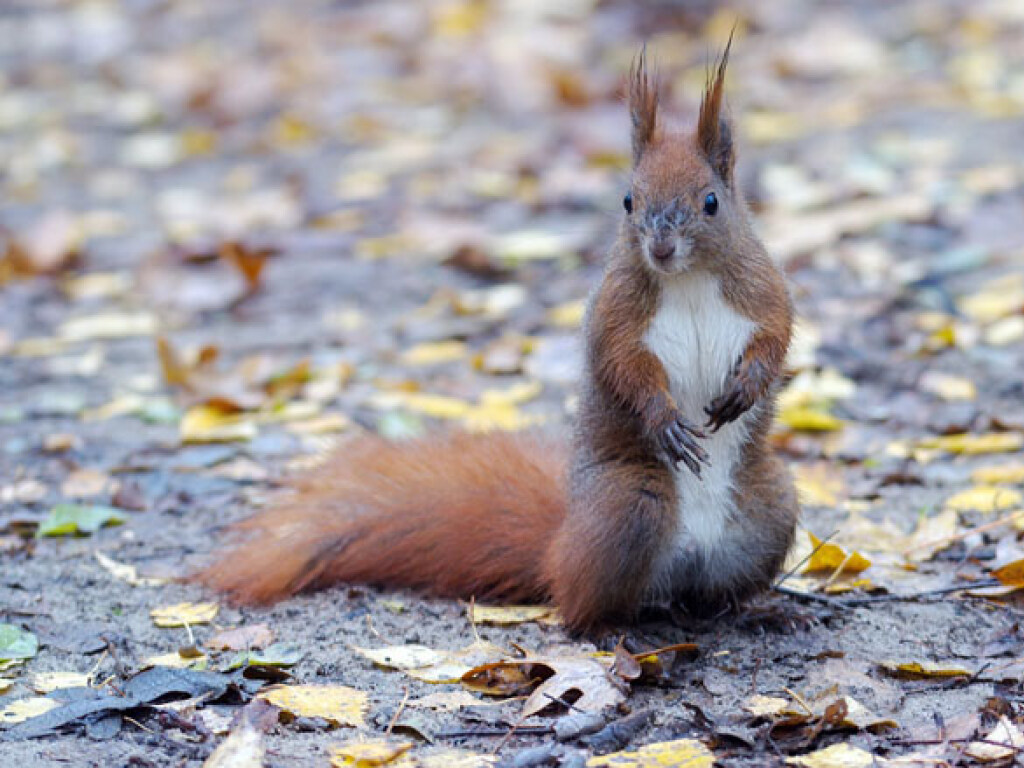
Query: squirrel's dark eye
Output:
[[703, 192, 718, 216], [623, 193, 633, 214]]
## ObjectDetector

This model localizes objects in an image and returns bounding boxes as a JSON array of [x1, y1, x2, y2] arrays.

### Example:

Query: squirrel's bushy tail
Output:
[[194, 430, 568, 605]]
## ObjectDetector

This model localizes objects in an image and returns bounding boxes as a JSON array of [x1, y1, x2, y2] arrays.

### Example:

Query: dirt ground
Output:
[[2, 1, 1024, 766]]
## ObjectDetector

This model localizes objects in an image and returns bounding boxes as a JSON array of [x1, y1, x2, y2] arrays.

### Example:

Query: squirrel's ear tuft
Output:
[[697, 31, 735, 183], [629, 46, 659, 164]]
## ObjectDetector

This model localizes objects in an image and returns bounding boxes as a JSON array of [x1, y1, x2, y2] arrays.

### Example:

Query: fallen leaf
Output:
[[743, 695, 789, 718], [547, 299, 586, 328], [803, 533, 871, 576], [468, 605, 560, 626], [203, 720, 264, 768], [180, 405, 258, 443], [587, 738, 714, 767], [918, 432, 1023, 455], [58, 312, 158, 341], [992, 558, 1024, 588], [972, 463, 1024, 485], [60, 468, 117, 499], [793, 463, 845, 506], [352, 640, 506, 684], [94, 552, 168, 587], [330, 739, 413, 767], [0, 625, 38, 664], [207, 624, 274, 651], [393, 749, 496, 768], [226, 643, 303, 670], [0, 697, 60, 725], [785, 743, 874, 768], [142, 650, 209, 669], [919, 372, 976, 401], [31, 672, 91, 693], [779, 406, 844, 432], [37, 504, 127, 537], [965, 716, 1024, 762], [406, 691, 484, 711], [399, 341, 467, 366], [878, 660, 972, 679], [258, 684, 367, 727], [151, 602, 219, 628], [944, 486, 1022, 513]]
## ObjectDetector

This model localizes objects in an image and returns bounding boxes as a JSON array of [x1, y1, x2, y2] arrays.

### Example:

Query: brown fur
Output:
[[197, 431, 567, 605], [195, 42, 799, 634]]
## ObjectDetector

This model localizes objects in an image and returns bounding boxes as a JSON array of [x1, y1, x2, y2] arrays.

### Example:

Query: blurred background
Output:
[[1, 0, 1023, 524], [2, 3, 1024, 762]]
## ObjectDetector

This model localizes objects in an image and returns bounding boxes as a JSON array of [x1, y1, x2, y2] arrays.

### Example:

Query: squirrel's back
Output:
[[196, 430, 568, 605]]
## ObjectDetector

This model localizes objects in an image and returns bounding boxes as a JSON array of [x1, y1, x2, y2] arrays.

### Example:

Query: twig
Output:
[[436, 727, 553, 739], [903, 509, 1024, 556], [541, 691, 586, 714], [773, 530, 839, 588], [492, 708, 530, 755], [776, 580, 1001, 607], [385, 687, 409, 736]]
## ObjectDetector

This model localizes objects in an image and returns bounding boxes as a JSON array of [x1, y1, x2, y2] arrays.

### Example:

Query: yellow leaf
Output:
[[462, 402, 544, 433], [399, 341, 467, 366], [143, 651, 208, 669], [944, 486, 1022, 513], [793, 463, 844, 506], [393, 750, 496, 768], [903, 508, 959, 562], [547, 300, 586, 328], [0, 697, 59, 724], [878, 660, 972, 679], [31, 672, 90, 693], [972, 463, 1024, 485], [371, 392, 471, 420], [918, 432, 1024, 455], [150, 602, 219, 627], [785, 743, 875, 768], [330, 739, 412, 767], [779, 406, 844, 432], [804, 533, 871, 575], [0, 679, 12, 694], [993, 558, 1024, 587], [259, 684, 367, 727], [468, 605, 560, 626], [180, 405, 257, 444], [478, 381, 543, 408], [587, 738, 714, 767]]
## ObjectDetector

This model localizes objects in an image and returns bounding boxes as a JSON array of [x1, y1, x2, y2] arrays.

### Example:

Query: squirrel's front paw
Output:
[[705, 360, 763, 431], [659, 413, 709, 477]]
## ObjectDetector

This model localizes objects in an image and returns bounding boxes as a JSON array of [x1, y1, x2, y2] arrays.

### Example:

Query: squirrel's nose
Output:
[[649, 239, 676, 261]]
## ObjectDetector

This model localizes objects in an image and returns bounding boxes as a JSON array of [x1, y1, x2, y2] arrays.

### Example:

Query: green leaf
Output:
[[0, 625, 38, 663], [36, 504, 128, 537], [226, 642, 304, 670]]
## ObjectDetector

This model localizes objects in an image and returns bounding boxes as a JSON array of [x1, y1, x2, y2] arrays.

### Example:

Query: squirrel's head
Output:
[[623, 40, 737, 276]]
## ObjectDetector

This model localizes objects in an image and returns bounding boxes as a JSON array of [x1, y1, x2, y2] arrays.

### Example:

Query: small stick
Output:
[[385, 687, 410, 736], [773, 530, 839, 588], [776, 580, 1002, 608], [436, 727, 553, 739], [903, 509, 1024, 556]]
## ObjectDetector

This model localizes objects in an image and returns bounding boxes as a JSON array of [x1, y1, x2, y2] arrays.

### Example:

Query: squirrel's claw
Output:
[[705, 380, 755, 432], [660, 415, 709, 477]]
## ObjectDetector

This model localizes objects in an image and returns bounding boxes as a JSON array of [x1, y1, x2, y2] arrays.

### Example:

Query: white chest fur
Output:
[[643, 271, 756, 577]]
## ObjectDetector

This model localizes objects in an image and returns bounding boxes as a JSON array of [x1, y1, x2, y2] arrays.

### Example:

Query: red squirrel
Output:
[[196, 43, 800, 633]]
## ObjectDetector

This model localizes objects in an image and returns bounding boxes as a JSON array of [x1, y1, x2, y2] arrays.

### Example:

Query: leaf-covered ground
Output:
[[2, 1, 1024, 766]]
